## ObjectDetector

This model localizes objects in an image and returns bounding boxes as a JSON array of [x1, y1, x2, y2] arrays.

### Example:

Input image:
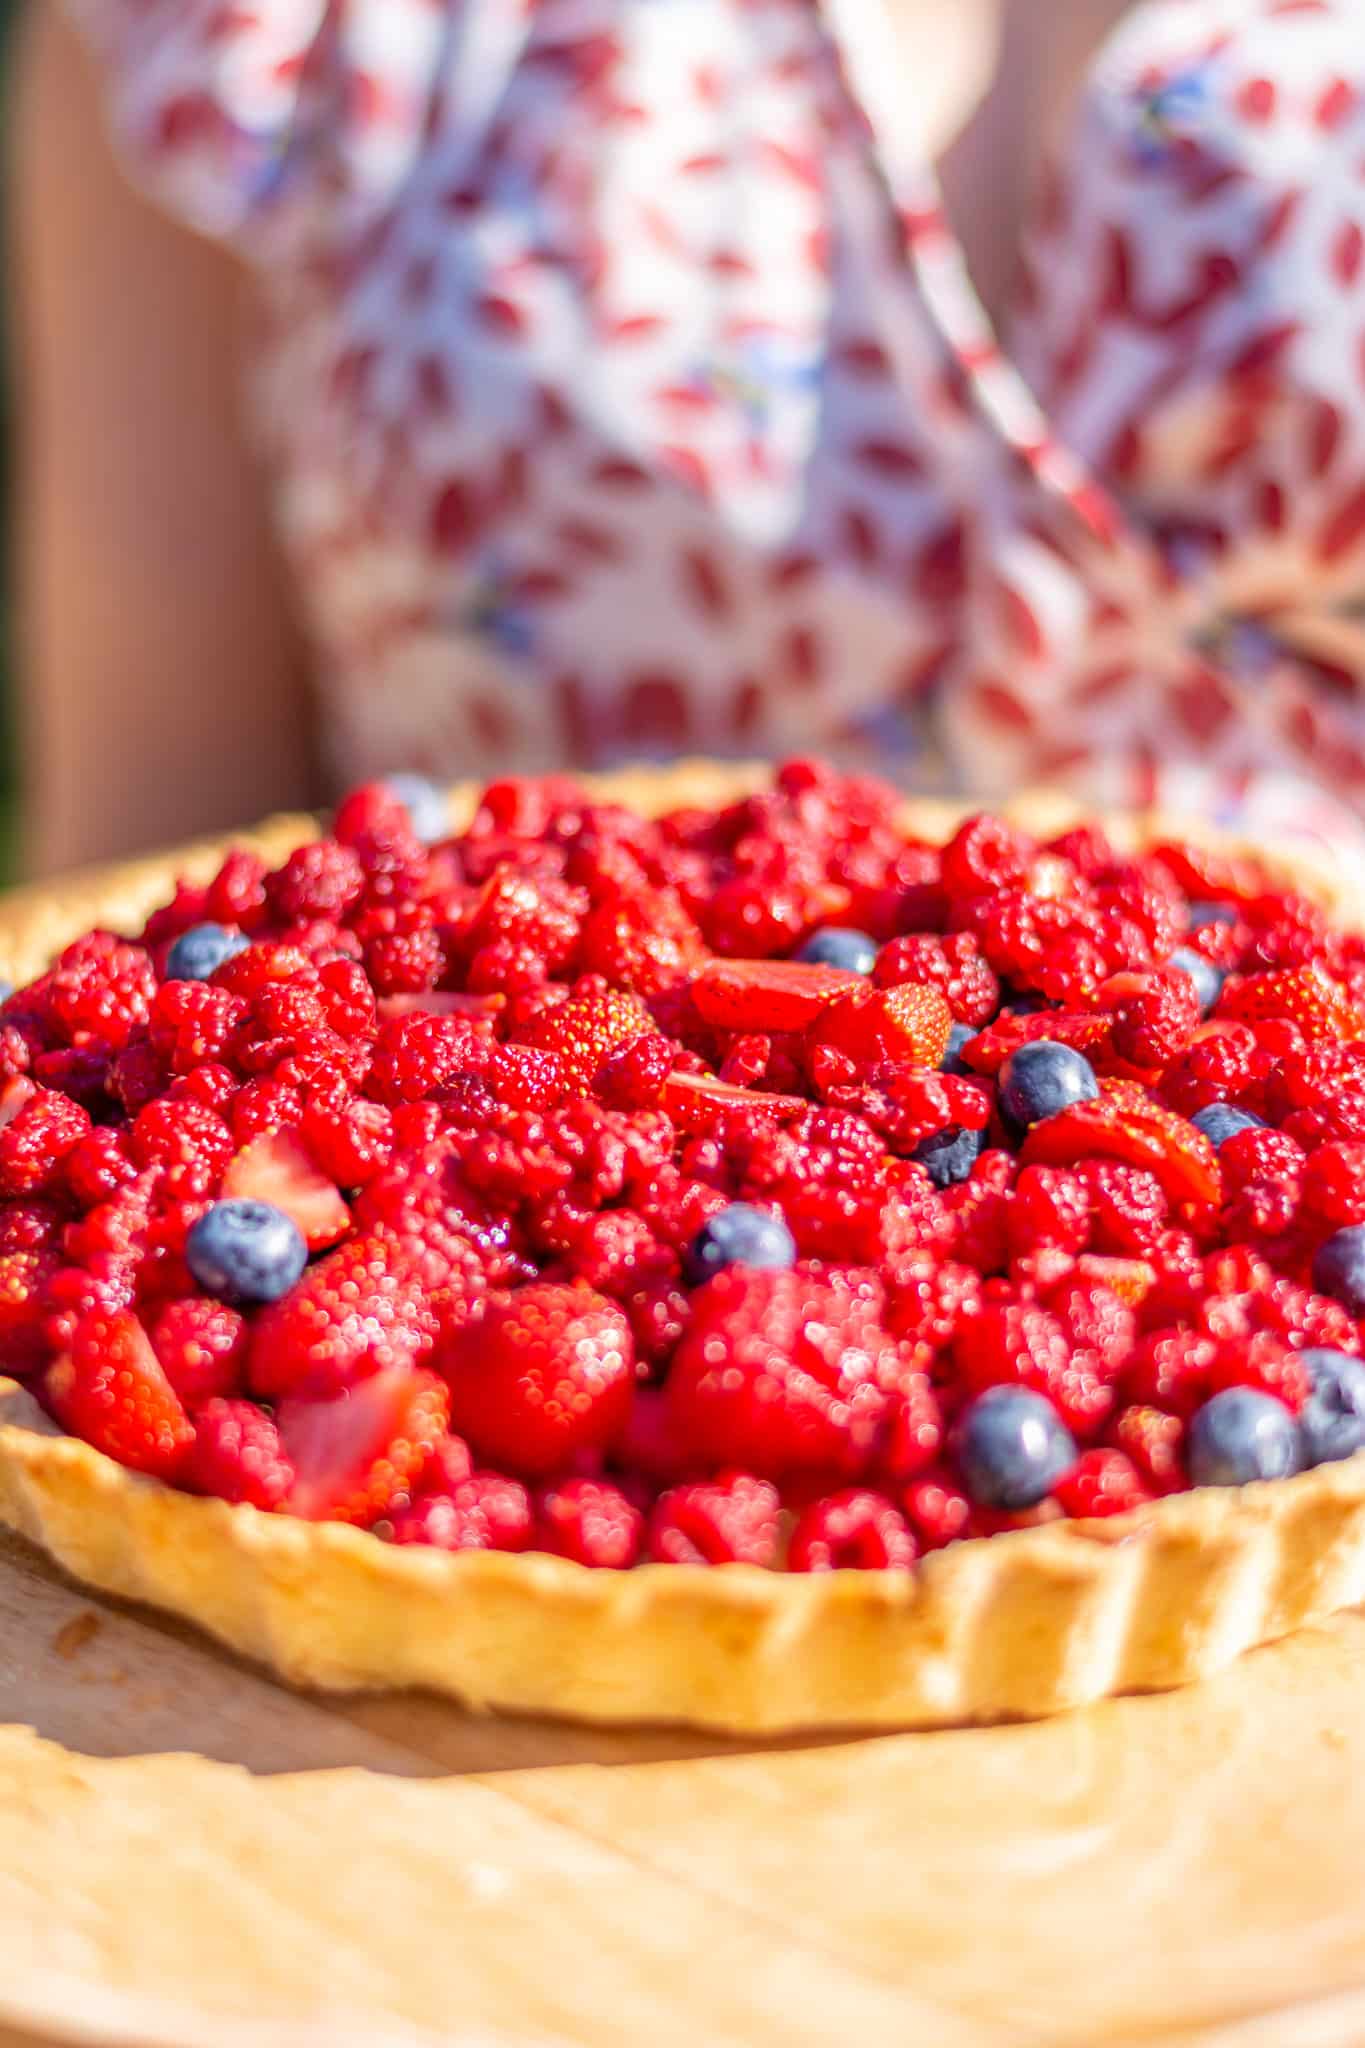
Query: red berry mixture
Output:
[[7, 760, 1363, 1569]]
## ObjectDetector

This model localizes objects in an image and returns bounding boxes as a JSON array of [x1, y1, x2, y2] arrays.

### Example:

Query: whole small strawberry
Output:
[[46, 1310, 195, 1479], [441, 1282, 636, 1476], [514, 979, 653, 1093], [1219, 964, 1364, 1044]]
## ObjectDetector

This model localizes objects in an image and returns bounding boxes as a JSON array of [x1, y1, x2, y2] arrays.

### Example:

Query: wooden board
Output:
[[2, 1532, 1365, 2046]]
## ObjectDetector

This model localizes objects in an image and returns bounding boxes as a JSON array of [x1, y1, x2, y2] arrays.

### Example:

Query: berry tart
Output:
[[1, 759, 1365, 1733]]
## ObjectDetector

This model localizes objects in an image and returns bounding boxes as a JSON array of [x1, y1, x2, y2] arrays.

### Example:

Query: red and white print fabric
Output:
[[69, 0, 1365, 865]]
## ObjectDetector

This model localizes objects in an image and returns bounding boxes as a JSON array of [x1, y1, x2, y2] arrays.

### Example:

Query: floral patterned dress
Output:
[[71, 0, 1365, 863]]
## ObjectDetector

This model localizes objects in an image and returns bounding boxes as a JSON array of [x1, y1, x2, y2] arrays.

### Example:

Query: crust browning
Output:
[[0, 760, 1361, 1734]]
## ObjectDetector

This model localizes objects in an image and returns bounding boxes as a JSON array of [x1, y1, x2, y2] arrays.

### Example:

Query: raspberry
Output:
[[46, 1310, 194, 1480], [940, 814, 1033, 895], [1078, 1160, 1168, 1257], [953, 1297, 1113, 1437], [364, 925, 445, 998], [484, 1044, 570, 1110], [267, 840, 366, 923], [789, 1487, 917, 1569], [65, 1128, 139, 1207], [1052, 1447, 1153, 1518], [441, 1283, 635, 1477], [1121, 1328, 1217, 1418], [129, 1098, 234, 1199], [1206, 1332, 1311, 1415], [597, 1031, 676, 1110], [185, 1397, 294, 1509], [1299, 1142, 1365, 1234], [249, 1232, 442, 1397], [46, 935, 157, 1051], [1106, 969, 1200, 1067], [1044, 1276, 1136, 1378], [727, 1106, 908, 1264], [387, 1472, 535, 1552], [647, 1473, 782, 1565], [366, 1013, 484, 1105], [204, 849, 269, 928], [1106, 1404, 1187, 1493], [0, 1088, 92, 1197], [0, 1245, 61, 1376], [1158, 1026, 1262, 1118], [461, 867, 586, 973], [899, 1465, 972, 1549], [300, 1097, 394, 1188], [873, 932, 999, 1025], [150, 1296, 249, 1405], [230, 1077, 304, 1143], [148, 980, 248, 1074], [884, 1251, 984, 1353], [1218, 1126, 1305, 1196], [535, 1477, 645, 1568], [666, 1265, 914, 1480], [1007, 1165, 1091, 1257]]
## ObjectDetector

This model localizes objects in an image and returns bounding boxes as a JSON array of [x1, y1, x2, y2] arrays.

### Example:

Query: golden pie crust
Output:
[[1, 760, 1363, 1735]]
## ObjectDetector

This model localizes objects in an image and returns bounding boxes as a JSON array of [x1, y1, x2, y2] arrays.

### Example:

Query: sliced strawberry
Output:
[[659, 1068, 807, 1129], [1217, 964, 1364, 1044], [46, 1310, 195, 1479], [690, 958, 864, 1032], [376, 991, 505, 1021], [222, 1128, 351, 1250], [960, 1010, 1116, 1076], [807, 983, 953, 1071], [277, 1364, 450, 1524], [1021, 1081, 1222, 1209]]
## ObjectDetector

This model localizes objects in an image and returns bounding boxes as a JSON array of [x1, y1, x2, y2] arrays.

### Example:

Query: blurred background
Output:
[[0, 0, 20, 882]]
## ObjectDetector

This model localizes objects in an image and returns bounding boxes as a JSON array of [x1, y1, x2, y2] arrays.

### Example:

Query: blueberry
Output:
[[941, 1020, 976, 1076], [794, 927, 878, 976], [186, 1199, 308, 1306], [381, 772, 449, 846], [998, 1041, 1099, 1133], [1298, 1350, 1365, 1468], [1187, 1387, 1302, 1488], [1168, 945, 1224, 1014], [165, 923, 250, 983], [684, 1202, 797, 1286], [955, 1387, 1077, 1509], [1187, 900, 1237, 929], [1191, 1103, 1265, 1149], [912, 1123, 986, 1189], [1313, 1225, 1365, 1317]]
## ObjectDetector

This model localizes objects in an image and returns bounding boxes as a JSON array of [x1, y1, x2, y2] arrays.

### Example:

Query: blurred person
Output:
[[10, 0, 1365, 875]]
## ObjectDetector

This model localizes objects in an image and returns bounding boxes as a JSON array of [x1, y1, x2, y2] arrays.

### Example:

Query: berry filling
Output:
[[6, 758, 1365, 1568]]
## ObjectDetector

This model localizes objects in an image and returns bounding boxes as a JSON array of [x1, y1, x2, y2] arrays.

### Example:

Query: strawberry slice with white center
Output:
[[277, 1365, 450, 1525], [660, 1068, 807, 1128], [690, 959, 864, 1032], [222, 1128, 350, 1251]]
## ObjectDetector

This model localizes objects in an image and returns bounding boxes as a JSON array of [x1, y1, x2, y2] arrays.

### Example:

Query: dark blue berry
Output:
[[381, 772, 449, 845], [1169, 946, 1224, 1014], [1187, 900, 1237, 929], [1187, 1388, 1301, 1487], [794, 927, 878, 976], [998, 1041, 1099, 1134], [1191, 1103, 1265, 1149], [1313, 1226, 1365, 1317], [955, 1387, 1077, 1509], [941, 1020, 976, 1076], [684, 1202, 797, 1287], [165, 923, 250, 983], [186, 1199, 308, 1306], [1298, 1350, 1365, 1468], [912, 1123, 986, 1189]]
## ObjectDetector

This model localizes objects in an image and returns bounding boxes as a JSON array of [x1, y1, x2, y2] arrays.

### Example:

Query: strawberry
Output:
[[1020, 1081, 1222, 1208], [46, 1310, 195, 1479], [222, 1128, 351, 1250], [806, 983, 953, 1073], [514, 979, 653, 1093], [0, 1244, 61, 1376], [689, 958, 863, 1033], [1218, 964, 1364, 1044], [659, 1068, 807, 1128], [665, 1265, 922, 1481], [440, 1282, 635, 1477], [277, 1364, 449, 1524], [248, 1231, 441, 1398]]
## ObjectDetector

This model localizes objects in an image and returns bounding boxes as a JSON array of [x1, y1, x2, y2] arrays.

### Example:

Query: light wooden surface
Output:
[[1, 1533, 1365, 2045]]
